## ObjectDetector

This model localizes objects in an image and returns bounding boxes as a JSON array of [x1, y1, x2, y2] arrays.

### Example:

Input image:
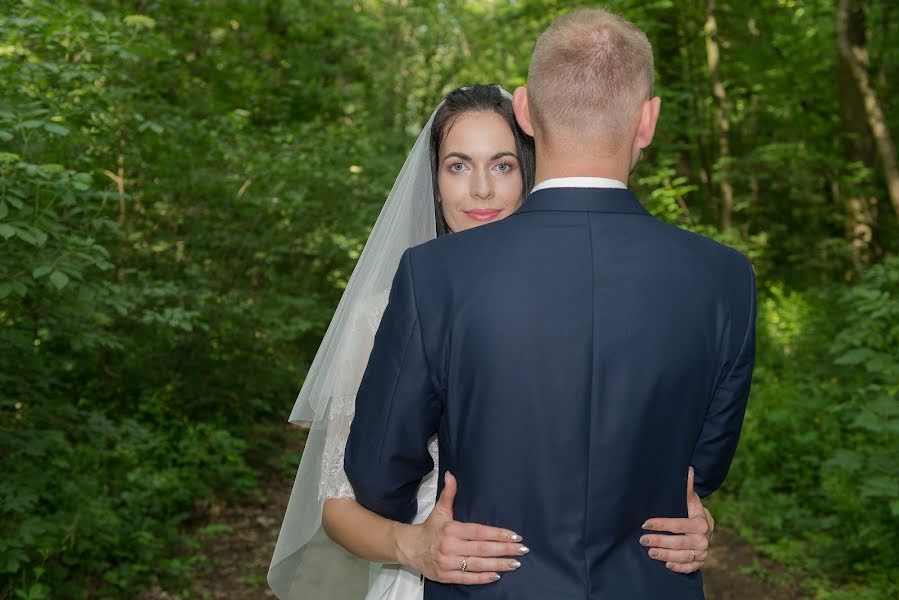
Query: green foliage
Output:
[[0, 0, 897, 597], [1, 407, 254, 595], [715, 257, 899, 597]]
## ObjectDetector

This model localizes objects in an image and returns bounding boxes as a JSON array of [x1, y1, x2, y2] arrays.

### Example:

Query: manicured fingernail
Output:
[[639, 536, 650, 546], [666, 562, 674, 570], [490, 574, 501, 581], [518, 546, 529, 554], [510, 534, 523, 542], [508, 560, 521, 569], [649, 549, 660, 558], [642, 521, 654, 530]]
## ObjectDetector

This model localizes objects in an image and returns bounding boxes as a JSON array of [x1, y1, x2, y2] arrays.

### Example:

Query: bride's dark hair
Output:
[[429, 84, 536, 236]]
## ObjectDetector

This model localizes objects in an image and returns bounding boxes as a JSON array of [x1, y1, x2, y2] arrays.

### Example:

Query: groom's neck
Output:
[[534, 146, 631, 187]]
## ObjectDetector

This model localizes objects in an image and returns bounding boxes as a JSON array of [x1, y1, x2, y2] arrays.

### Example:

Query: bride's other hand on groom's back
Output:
[[640, 467, 713, 574]]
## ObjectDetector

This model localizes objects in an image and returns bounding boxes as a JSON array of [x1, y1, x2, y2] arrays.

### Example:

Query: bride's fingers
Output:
[[433, 471, 457, 519], [643, 516, 709, 536], [665, 560, 704, 574], [457, 540, 530, 559], [685, 467, 706, 520], [703, 506, 716, 534], [647, 547, 708, 564], [438, 570, 502, 585], [448, 521, 522, 544], [640, 533, 709, 551], [438, 556, 522, 574]]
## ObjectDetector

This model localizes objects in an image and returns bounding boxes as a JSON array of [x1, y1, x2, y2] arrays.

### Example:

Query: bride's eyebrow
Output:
[[443, 152, 471, 161], [442, 151, 518, 161]]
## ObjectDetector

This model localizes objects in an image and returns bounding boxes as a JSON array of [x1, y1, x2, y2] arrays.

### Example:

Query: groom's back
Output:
[[411, 188, 754, 599]]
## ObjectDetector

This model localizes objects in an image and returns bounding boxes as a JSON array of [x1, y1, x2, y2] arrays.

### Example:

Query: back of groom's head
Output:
[[527, 8, 654, 155]]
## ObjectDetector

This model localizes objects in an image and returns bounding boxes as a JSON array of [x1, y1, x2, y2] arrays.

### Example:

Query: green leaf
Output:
[[198, 523, 234, 536], [18, 120, 44, 129], [860, 476, 899, 500], [33, 265, 53, 279], [0, 280, 27, 299], [72, 172, 93, 191], [15, 228, 37, 245], [43, 123, 70, 136], [138, 121, 164, 134], [123, 14, 157, 30], [49, 271, 70, 290], [834, 347, 876, 366], [823, 449, 863, 473], [851, 411, 888, 433], [0, 224, 15, 239]]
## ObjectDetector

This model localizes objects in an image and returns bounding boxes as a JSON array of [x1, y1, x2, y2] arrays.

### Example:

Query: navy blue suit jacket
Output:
[[345, 188, 756, 599]]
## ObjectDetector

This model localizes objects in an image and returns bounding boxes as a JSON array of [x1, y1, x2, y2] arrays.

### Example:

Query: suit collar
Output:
[[516, 187, 650, 216]]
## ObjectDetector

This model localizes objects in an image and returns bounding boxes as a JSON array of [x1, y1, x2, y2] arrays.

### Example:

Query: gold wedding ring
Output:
[[459, 557, 470, 572], [690, 549, 696, 561]]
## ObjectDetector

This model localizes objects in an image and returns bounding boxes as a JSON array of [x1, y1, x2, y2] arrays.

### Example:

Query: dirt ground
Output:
[[139, 428, 804, 600]]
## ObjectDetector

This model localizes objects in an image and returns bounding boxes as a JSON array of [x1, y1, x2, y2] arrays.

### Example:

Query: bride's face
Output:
[[437, 111, 525, 232]]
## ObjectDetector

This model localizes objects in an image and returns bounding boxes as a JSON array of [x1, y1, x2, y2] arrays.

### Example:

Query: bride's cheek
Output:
[[500, 179, 524, 210]]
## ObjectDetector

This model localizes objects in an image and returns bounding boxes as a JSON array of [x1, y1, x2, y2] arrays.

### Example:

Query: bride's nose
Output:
[[470, 168, 495, 200]]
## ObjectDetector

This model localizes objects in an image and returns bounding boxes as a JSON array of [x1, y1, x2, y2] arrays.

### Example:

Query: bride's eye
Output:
[[495, 161, 515, 173], [449, 162, 467, 173]]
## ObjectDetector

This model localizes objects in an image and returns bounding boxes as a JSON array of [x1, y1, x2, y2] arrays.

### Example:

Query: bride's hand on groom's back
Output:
[[639, 467, 714, 574], [396, 472, 529, 585]]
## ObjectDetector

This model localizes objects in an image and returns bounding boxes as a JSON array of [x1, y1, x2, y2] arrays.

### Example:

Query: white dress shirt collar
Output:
[[531, 177, 627, 193]]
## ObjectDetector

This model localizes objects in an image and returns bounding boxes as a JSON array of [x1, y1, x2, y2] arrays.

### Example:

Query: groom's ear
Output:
[[512, 87, 535, 137], [634, 96, 661, 151]]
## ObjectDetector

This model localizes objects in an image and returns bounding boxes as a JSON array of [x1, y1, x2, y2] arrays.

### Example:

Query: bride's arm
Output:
[[323, 473, 527, 584], [321, 497, 411, 564]]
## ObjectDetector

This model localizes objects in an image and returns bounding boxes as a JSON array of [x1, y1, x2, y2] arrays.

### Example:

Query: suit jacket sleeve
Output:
[[692, 257, 757, 498], [343, 248, 442, 523]]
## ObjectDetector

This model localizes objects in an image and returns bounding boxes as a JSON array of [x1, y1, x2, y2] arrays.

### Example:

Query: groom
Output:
[[346, 8, 755, 599]]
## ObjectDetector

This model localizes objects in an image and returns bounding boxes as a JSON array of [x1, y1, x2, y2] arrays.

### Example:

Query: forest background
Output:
[[1, 0, 897, 598]]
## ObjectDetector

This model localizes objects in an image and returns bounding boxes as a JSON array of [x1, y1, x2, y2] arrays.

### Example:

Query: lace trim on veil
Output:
[[317, 287, 443, 501], [319, 290, 388, 501]]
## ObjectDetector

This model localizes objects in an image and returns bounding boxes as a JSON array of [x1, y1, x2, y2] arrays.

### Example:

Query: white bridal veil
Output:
[[267, 106, 439, 598], [268, 87, 513, 599]]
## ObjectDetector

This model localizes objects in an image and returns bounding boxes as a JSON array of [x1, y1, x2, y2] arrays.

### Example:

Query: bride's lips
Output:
[[464, 208, 502, 222]]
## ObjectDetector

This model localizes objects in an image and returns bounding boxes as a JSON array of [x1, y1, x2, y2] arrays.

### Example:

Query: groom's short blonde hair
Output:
[[527, 8, 654, 152]]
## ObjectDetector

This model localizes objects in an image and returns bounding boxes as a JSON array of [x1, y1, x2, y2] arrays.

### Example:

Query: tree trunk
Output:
[[680, 10, 715, 218], [102, 133, 127, 229], [102, 132, 128, 282], [836, 0, 877, 260], [837, 0, 899, 218], [704, 0, 734, 230]]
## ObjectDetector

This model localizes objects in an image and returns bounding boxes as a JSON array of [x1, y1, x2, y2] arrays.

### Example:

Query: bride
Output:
[[268, 85, 714, 600]]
